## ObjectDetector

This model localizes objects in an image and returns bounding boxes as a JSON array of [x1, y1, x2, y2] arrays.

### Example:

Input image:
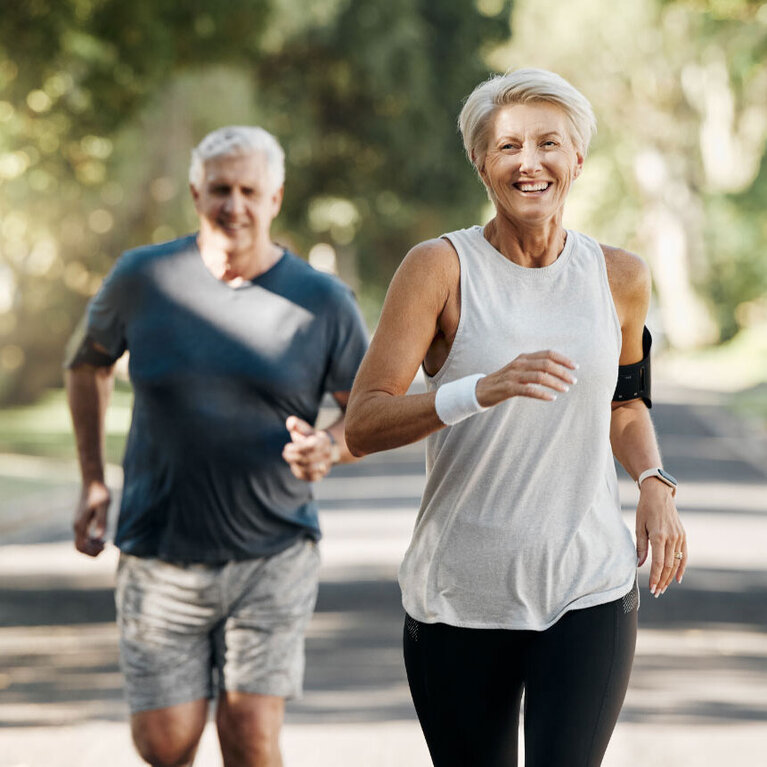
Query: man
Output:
[[66, 126, 369, 767]]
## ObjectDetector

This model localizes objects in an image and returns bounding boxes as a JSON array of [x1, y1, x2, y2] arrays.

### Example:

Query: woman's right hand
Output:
[[346, 240, 577, 456], [476, 350, 578, 407]]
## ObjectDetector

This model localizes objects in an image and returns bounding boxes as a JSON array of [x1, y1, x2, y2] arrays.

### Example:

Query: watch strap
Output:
[[637, 467, 677, 494]]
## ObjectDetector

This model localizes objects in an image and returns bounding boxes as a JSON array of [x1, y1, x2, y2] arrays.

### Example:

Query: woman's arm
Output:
[[345, 239, 458, 456], [604, 245, 688, 596], [345, 238, 576, 456]]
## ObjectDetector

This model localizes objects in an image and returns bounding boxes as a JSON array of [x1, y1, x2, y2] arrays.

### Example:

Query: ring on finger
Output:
[[673, 551, 684, 560]]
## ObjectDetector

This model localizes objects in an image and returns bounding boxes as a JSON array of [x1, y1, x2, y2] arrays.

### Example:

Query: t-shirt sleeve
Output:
[[323, 286, 369, 393], [71, 255, 130, 365]]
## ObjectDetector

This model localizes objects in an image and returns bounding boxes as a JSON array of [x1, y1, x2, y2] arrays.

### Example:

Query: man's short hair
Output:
[[458, 68, 597, 178], [189, 126, 286, 191]]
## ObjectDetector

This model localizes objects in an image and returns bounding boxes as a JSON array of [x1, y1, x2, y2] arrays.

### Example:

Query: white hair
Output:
[[458, 68, 597, 173], [189, 126, 285, 191]]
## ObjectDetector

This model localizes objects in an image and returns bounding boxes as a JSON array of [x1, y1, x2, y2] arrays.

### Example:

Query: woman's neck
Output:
[[483, 214, 567, 268]]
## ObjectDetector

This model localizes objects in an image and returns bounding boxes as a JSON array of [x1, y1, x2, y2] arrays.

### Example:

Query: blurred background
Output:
[[1, 1, 766, 765], [1, 0, 767, 411]]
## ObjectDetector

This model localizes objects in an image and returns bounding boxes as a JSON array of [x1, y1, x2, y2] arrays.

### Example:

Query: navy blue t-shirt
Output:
[[84, 235, 368, 562]]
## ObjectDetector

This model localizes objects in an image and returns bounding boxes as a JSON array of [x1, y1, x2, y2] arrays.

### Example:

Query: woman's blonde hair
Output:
[[458, 68, 596, 173]]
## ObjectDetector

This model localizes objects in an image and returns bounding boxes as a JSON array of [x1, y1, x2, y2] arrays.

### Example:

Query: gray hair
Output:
[[459, 68, 597, 173], [189, 126, 285, 191]]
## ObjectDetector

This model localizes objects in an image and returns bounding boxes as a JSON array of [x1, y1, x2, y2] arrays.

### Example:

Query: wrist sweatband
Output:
[[434, 374, 488, 425]]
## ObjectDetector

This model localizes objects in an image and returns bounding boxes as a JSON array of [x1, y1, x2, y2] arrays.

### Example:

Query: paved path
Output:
[[1, 383, 766, 766]]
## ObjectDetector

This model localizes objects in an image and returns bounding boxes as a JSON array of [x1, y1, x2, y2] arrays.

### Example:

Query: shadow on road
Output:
[[2, 562, 766, 728], [1, 394, 765, 741]]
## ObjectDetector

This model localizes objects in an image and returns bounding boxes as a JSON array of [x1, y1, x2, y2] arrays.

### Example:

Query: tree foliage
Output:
[[494, 0, 767, 345], [4, 0, 765, 405], [0, 0, 511, 403]]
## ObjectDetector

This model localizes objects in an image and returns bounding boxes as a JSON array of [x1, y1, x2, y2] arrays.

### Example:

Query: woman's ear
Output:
[[573, 150, 584, 179], [472, 150, 486, 180]]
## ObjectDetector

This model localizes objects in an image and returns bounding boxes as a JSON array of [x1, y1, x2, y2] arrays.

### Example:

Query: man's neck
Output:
[[197, 233, 283, 285]]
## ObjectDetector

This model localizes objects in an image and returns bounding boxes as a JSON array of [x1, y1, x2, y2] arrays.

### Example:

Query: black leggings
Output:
[[403, 588, 638, 767]]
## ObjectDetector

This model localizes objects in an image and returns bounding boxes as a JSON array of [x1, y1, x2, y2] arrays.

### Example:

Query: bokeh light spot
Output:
[[1, 345, 24, 371], [27, 90, 52, 113]]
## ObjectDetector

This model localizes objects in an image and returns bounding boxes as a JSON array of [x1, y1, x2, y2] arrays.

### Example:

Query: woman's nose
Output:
[[519, 145, 542, 173]]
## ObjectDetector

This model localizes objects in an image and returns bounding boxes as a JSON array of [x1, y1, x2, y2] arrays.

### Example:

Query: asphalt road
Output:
[[1, 383, 766, 766]]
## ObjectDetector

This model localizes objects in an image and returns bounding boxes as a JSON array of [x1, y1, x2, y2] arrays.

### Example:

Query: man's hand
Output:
[[282, 416, 336, 482], [74, 480, 111, 557], [635, 479, 687, 596]]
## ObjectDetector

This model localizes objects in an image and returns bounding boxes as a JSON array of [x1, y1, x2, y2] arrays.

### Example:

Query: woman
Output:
[[345, 69, 687, 766]]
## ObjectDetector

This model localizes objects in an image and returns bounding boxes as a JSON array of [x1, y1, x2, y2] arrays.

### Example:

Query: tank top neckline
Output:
[[471, 225, 575, 280]]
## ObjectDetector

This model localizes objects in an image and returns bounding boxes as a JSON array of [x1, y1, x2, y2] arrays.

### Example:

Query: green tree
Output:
[[492, 0, 767, 346], [0, 0, 512, 404]]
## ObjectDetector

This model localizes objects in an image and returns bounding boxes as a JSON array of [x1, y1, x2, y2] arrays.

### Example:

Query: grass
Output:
[[0, 385, 132, 464], [0, 386, 132, 505], [659, 322, 767, 429]]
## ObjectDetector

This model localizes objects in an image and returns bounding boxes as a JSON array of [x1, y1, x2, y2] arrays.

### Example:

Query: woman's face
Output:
[[479, 101, 583, 226]]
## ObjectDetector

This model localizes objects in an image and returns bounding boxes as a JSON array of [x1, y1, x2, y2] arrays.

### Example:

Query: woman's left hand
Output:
[[635, 479, 687, 596]]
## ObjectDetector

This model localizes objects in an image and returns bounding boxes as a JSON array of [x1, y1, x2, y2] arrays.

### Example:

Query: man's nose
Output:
[[222, 189, 244, 214]]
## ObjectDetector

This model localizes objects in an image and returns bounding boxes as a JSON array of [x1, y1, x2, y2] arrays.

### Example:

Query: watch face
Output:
[[658, 468, 678, 486]]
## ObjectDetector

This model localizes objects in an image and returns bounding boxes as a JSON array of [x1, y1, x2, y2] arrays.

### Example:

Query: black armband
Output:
[[613, 326, 652, 408], [65, 335, 117, 369]]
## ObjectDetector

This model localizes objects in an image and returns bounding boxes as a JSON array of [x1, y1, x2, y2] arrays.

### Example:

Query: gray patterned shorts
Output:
[[115, 538, 320, 713]]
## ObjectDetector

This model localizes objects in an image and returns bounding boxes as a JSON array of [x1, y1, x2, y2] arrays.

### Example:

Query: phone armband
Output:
[[613, 326, 652, 408]]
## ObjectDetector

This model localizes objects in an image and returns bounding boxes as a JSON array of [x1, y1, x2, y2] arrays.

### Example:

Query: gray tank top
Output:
[[399, 226, 637, 630]]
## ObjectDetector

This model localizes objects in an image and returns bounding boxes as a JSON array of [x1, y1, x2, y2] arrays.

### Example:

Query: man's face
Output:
[[191, 152, 283, 256]]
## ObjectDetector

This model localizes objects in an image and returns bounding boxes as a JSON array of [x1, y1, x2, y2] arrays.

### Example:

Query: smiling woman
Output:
[[479, 101, 583, 242], [345, 67, 687, 767]]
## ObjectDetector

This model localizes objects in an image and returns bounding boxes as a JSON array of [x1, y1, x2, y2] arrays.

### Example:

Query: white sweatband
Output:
[[434, 374, 488, 425]]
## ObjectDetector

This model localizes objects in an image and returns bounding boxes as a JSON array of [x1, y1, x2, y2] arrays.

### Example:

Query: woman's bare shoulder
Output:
[[387, 237, 461, 309], [402, 237, 460, 275], [600, 244, 651, 308]]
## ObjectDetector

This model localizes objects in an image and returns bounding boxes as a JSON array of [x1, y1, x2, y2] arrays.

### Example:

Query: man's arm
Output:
[[282, 391, 359, 482], [66, 361, 116, 556]]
